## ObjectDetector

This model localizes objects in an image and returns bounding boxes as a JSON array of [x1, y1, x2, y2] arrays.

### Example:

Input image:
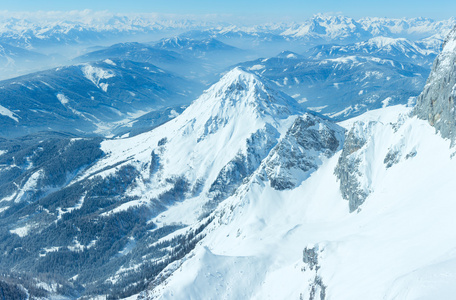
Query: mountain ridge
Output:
[[0, 67, 344, 299]]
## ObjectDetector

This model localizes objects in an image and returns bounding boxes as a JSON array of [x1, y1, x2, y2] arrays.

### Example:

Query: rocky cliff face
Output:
[[334, 123, 369, 212], [260, 114, 344, 191], [414, 26, 456, 143]]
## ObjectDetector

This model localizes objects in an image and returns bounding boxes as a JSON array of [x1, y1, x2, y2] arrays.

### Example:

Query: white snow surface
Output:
[[146, 105, 456, 300], [56, 93, 69, 105], [14, 169, 43, 203], [0, 104, 19, 122], [104, 59, 116, 66], [10, 224, 32, 237], [81, 64, 115, 92], [248, 64, 265, 71]]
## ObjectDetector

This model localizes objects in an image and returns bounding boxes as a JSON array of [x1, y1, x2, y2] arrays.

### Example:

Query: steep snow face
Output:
[[335, 108, 415, 212], [414, 25, 456, 143], [81, 67, 302, 221], [146, 105, 456, 300], [187, 67, 301, 123]]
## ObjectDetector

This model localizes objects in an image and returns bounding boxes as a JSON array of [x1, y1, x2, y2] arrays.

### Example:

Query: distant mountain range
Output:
[[0, 59, 201, 138], [0, 13, 453, 80], [73, 39, 248, 82], [1, 10, 456, 300], [305, 36, 437, 66], [238, 50, 428, 120], [0, 13, 454, 51], [0, 26, 440, 138], [0, 42, 62, 80]]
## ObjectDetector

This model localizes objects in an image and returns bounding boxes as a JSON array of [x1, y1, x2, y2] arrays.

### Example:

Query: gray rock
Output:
[[384, 148, 401, 168], [405, 150, 417, 159], [261, 114, 345, 190], [334, 123, 369, 212], [309, 276, 326, 300], [303, 245, 320, 271], [301, 245, 326, 300], [413, 25, 456, 144], [206, 124, 280, 207]]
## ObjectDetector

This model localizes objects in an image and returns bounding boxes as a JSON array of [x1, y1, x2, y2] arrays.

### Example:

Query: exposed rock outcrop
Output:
[[260, 114, 345, 190], [334, 122, 370, 212], [414, 26, 456, 144]]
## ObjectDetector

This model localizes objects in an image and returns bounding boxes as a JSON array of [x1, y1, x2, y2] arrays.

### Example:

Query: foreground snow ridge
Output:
[[143, 105, 456, 300]]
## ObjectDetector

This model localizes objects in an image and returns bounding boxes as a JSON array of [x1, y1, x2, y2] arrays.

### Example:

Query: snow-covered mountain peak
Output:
[[79, 68, 303, 218], [212, 66, 261, 88], [281, 13, 369, 42], [361, 36, 430, 56], [192, 67, 302, 122], [208, 67, 264, 99], [367, 36, 408, 47], [158, 36, 190, 47], [314, 13, 357, 25]]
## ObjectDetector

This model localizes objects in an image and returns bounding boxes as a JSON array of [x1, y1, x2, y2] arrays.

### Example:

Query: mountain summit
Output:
[[184, 67, 302, 123], [85, 67, 304, 216], [0, 67, 311, 297]]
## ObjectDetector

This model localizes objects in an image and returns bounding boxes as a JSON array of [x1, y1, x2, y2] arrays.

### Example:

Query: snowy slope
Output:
[[0, 67, 345, 299], [142, 25, 456, 300], [145, 104, 456, 300], [79, 67, 303, 218]]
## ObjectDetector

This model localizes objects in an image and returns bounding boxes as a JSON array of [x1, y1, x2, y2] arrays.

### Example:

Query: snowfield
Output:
[[145, 105, 456, 300], [0, 103, 19, 122]]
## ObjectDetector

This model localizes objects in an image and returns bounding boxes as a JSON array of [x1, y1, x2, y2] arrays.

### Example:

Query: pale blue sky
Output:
[[2, 0, 455, 20]]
